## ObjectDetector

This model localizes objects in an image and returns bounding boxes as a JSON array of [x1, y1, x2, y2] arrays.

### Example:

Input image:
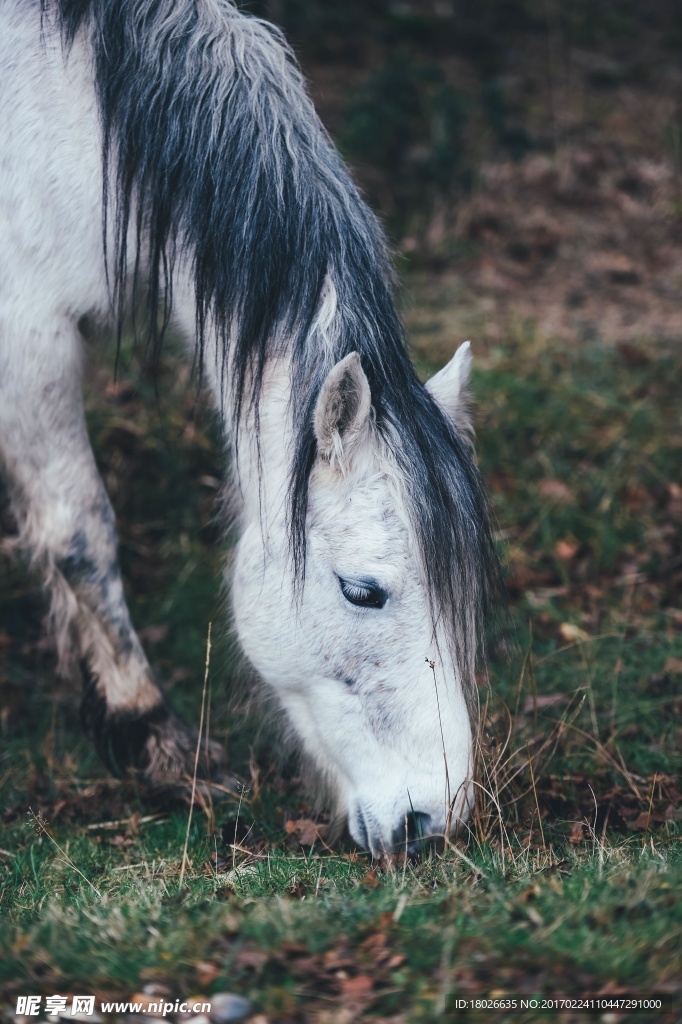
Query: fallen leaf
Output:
[[555, 538, 579, 561], [523, 695, 568, 713], [360, 930, 388, 952], [558, 623, 590, 643], [569, 821, 586, 843], [234, 949, 269, 971], [108, 834, 133, 847], [323, 948, 355, 971], [538, 479, 574, 503], [285, 818, 327, 846], [617, 341, 649, 364], [340, 975, 374, 1000], [138, 624, 169, 646], [130, 995, 164, 1012], [518, 883, 541, 902], [663, 657, 682, 675], [526, 907, 544, 927], [195, 961, 220, 985]]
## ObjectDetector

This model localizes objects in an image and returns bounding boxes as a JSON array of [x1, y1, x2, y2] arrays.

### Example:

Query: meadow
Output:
[[1, 1, 681, 1020], [1, 308, 679, 1020]]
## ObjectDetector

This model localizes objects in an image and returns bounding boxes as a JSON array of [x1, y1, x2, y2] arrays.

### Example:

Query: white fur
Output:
[[231, 356, 473, 853], [426, 341, 474, 441]]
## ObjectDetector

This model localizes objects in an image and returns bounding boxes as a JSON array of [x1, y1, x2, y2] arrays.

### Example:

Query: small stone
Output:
[[130, 996, 164, 1013], [58, 1015, 104, 1024], [209, 994, 252, 1024], [142, 985, 172, 997], [176, 998, 212, 1022]]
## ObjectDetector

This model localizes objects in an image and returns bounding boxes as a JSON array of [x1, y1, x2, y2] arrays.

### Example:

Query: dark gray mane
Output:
[[43, 0, 499, 698]]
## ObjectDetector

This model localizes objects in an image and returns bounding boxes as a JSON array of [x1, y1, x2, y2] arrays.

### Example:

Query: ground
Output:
[[1, 1, 681, 1021]]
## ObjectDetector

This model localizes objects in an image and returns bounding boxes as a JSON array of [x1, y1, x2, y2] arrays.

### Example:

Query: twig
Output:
[[179, 621, 212, 892], [527, 742, 546, 852], [205, 663, 215, 828], [441, 832, 487, 878], [644, 774, 657, 835], [29, 810, 102, 899], [232, 783, 247, 875], [84, 814, 167, 831], [427, 658, 452, 831]]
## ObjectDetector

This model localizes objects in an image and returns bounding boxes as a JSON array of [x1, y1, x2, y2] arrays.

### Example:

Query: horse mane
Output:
[[43, 0, 499, 701]]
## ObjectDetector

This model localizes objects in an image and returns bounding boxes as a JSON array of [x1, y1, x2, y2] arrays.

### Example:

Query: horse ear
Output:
[[425, 341, 473, 440], [314, 352, 372, 469]]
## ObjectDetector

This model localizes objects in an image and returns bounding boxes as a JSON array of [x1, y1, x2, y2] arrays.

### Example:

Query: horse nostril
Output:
[[391, 810, 432, 857]]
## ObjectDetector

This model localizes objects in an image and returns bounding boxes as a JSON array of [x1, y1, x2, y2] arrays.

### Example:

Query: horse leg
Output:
[[0, 316, 228, 795]]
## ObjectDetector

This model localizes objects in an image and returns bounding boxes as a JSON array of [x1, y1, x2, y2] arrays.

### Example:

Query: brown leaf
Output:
[[285, 818, 327, 846], [518, 884, 541, 903], [526, 907, 544, 927], [138, 624, 169, 646], [523, 694, 568, 713], [569, 821, 586, 843], [195, 961, 220, 986], [130, 995, 165, 1012], [234, 949, 269, 971], [340, 975, 374, 1000], [632, 811, 651, 831], [108, 834, 133, 847], [663, 657, 682, 675], [538, 479, 574, 503], [558, 622, 590, 643], [322, 948, 355, 971], [359, 931, 388, 952], [555, 538, 579, 561], [617, 341, 649, 364]]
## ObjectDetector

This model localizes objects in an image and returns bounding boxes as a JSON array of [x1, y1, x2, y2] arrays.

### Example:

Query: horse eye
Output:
[[338, 577, 387, 609]]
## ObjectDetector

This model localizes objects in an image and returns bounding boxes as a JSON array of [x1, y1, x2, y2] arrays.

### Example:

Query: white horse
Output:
[[0, 0, 497, 856]]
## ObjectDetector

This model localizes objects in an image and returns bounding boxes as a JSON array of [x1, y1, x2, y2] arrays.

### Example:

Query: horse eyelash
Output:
[[338, 577, 387, 609]]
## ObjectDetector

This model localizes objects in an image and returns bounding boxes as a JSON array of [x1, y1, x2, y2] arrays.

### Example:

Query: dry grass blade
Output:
[[28, 809, 102, 899], [179, 621, 212, 892]]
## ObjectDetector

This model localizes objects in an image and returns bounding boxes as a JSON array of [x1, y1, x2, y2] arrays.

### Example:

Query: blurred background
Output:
[[252, 0, 682, 349]]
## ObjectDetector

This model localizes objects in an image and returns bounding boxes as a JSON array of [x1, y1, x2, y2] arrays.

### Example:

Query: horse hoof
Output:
[[142, 713, 241, 801], [81, 685, 240, 800]]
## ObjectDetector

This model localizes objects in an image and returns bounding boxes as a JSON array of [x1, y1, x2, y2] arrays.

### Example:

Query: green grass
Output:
[[1, 316, 680, 1021]]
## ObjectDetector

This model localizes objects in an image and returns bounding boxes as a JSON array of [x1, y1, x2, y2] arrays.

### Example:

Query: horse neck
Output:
[[171, 273, 293, 535], [229, 357, 294, 536]]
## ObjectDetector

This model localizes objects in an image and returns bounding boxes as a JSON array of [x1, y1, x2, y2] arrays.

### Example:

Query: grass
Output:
[[0, 311, 680, 1021]]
